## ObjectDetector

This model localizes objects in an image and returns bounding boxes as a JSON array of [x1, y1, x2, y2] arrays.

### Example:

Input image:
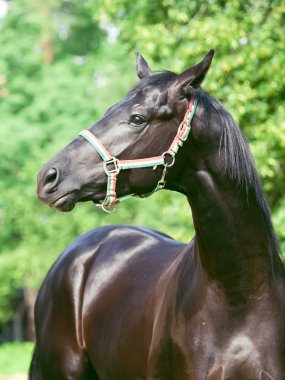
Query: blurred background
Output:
[[0, 0, 284, 376]]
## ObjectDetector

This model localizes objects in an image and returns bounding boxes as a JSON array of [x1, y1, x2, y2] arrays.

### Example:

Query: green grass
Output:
[[0, 342, 34, 375]]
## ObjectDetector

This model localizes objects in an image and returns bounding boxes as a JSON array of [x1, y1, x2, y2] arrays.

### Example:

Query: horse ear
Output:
[[206, 366, 223, 380], [135, 52, 153, 79], [172, 49, 214, 96]]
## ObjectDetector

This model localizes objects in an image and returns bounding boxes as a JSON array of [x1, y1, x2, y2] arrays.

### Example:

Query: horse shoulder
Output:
[[35, 225, 185, 348]]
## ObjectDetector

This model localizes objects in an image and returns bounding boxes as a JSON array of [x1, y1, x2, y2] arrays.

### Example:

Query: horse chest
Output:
[[203, 334, 268, 379], [169, 308, 283, 380]]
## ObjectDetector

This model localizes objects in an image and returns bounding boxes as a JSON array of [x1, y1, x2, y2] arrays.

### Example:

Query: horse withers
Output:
[[32, 50, 285, 379]]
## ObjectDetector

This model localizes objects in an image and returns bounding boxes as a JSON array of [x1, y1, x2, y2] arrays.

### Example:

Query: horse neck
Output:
[[188, 176, 275, 294], [179, 100, 281, 301]]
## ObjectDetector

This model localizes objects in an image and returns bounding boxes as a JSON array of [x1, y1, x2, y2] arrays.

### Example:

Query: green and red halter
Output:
[[79, 95, 197, 212]]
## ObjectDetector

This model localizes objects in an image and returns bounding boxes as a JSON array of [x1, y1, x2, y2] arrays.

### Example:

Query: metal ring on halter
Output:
[[101, 195, 117, 213], [162, 152, 175, 167], [103, 157, 120, 175], [101, 201, 116, 213]]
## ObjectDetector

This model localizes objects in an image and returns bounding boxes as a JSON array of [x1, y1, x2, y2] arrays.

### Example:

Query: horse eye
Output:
[[129, 114, 147, 127]]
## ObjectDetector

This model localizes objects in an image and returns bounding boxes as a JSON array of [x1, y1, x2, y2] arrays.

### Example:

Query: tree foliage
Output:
[[0, 0, 284, 330]]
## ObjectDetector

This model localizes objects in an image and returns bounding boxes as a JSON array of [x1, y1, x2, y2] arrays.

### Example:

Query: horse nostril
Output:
[[43, 167, 59, 192]]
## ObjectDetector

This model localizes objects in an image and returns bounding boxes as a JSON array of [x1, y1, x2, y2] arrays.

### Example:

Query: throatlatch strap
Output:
[[79, 95, 198, 212]]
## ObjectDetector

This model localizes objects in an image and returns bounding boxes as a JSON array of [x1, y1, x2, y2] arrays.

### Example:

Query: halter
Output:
[[79, 95, 198, 212]]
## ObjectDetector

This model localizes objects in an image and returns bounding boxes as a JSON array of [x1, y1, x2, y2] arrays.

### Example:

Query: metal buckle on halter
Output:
[[103, 157, 120, 175], [177, 121, 190, 142]]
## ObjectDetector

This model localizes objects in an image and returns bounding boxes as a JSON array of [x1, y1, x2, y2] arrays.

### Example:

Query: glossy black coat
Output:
[[31, 51, 285, 379]]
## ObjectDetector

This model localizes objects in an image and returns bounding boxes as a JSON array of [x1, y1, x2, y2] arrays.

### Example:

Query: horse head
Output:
[[37, 50, 214, 212]]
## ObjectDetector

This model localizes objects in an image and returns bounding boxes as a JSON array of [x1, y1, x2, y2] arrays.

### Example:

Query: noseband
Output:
[[79, 95, 197, 212]]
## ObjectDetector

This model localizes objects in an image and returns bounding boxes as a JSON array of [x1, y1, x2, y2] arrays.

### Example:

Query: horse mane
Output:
[[194, 89, 280, 256]]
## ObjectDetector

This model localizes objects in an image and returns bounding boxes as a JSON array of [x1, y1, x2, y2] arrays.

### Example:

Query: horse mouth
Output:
[[53, 194, 76, 212], [51, 189, 105, 212]]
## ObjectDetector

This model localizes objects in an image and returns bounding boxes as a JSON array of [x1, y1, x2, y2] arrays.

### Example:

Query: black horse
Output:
[[31, 50, 285, 379]]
